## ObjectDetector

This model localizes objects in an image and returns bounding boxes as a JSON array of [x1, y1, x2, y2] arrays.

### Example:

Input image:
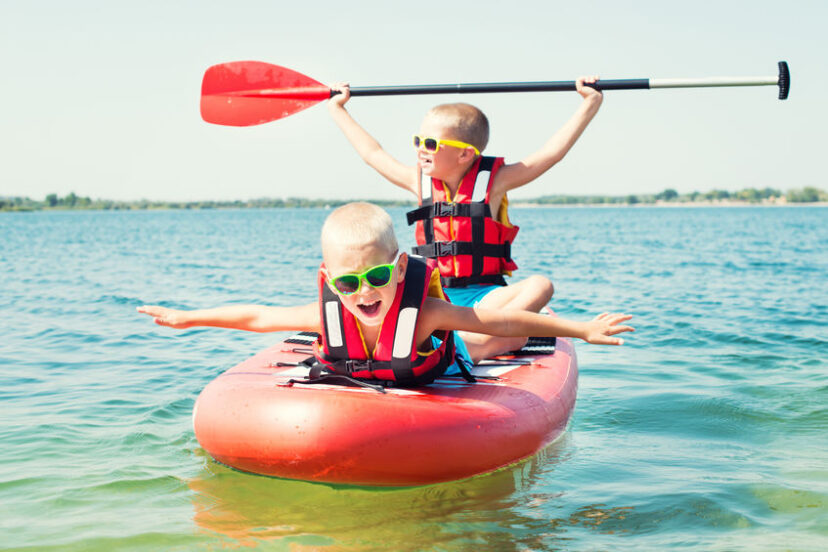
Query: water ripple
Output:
[[2, 206, 826, 551]]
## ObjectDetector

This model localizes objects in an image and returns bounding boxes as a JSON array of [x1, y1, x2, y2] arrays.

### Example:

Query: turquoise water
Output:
[[1, 206, 825, 551]]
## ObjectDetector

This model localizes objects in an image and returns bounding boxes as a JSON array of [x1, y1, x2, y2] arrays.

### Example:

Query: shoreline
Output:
[[4, 187, 826, 212], [2, 201, 827, 213], [3, 188, 827, 213], [510, 201, 828, 208]]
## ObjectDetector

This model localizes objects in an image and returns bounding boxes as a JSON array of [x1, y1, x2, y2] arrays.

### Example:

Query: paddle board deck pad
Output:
[[193, 332, 577, 487]]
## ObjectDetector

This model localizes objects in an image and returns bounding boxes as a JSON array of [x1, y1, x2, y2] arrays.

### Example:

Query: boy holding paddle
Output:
[[327, 77, 603, 360], [139, 203, 632, 384]]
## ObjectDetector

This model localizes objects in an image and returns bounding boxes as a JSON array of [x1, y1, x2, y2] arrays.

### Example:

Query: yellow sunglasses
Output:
[[413, 135, 480, 156]]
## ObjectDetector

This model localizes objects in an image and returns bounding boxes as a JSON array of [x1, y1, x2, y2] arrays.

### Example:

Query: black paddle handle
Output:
[[778, 61, 790, 100]]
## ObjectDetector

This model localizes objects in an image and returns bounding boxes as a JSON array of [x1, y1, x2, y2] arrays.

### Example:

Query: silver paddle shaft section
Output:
[[651, 61, 789, 99], [651, 76, 779, 88]]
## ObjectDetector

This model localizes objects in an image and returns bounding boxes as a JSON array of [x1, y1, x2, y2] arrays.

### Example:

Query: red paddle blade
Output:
[[200, 61, 331, 126]]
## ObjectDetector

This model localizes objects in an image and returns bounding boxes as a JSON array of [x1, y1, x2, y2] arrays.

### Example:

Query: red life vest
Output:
[[313, 256, 456, 387], [406, 156, 519, 288]]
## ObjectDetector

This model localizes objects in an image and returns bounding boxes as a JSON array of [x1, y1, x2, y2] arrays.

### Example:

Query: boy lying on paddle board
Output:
[[138, 202, 632, 386]]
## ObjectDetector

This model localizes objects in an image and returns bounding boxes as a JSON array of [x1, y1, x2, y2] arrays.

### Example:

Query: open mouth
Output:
[[357, 301, 381, 316]]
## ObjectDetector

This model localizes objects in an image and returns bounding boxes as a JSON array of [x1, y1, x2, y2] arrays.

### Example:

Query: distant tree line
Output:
[[1, 187, 826, 212], [533, 187, 827, 206], [0, 194, 415, 212]]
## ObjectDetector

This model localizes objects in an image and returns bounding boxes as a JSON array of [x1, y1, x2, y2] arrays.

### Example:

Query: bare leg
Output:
[[460, 275, 555, 363]]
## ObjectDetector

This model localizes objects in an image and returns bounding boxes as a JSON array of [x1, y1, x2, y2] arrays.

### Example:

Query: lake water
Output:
[[1, 206, 825, 551]]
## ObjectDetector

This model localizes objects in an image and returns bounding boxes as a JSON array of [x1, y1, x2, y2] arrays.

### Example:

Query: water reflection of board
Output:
[[193, 330, 577, 487]]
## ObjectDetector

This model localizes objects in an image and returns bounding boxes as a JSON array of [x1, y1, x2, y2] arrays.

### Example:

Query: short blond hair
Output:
[[425, 103, 489, 152], [320, 202, 398, 261]]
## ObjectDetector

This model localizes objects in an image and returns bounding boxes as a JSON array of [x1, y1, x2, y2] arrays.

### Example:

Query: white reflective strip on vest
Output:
[[324, 301, 343, 347], [420, 169, 432, 202], [471, 165, 490, 202], [392, 307, 419, 359]]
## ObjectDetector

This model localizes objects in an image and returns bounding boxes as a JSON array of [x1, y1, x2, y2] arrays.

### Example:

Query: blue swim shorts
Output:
[[443, 284, 501, 308]]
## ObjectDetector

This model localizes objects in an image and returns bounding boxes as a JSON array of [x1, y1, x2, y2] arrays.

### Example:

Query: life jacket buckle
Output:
[[434, 202, 458, 218], [345, 359, 372, 374], [436, 241, 457, 257]]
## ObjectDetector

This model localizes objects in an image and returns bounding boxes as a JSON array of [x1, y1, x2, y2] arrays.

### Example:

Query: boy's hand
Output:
[[137, 305, 192, 329], [328, 82, 351, 109], [576, 75, 603, 102], [582, 312, 634, 345]]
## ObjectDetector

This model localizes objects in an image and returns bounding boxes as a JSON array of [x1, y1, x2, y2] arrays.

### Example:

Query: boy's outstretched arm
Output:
[[137, 303, 320, 333], [327, 83, 418, 194], [493, 76, 603, 194], [423, 298, 633, 346]]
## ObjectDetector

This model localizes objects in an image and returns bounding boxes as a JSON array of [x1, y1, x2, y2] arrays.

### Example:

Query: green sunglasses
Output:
[[328, 262, 397, 295]]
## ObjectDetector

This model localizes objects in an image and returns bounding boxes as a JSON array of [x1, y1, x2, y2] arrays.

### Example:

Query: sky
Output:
[[1, 0, 825, 202]]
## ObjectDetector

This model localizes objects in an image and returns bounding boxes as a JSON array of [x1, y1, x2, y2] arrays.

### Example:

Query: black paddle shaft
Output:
[[343, 79, 649, 97]]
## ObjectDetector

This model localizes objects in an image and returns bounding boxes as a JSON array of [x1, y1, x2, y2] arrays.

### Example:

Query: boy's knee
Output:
[[463, 333, 528, 363], [526, 275, 554, 302], [510, 335, 529, 352]]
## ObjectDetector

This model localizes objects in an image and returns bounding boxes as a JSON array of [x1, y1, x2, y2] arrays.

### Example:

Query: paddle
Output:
[[201, 61, 790, 127]]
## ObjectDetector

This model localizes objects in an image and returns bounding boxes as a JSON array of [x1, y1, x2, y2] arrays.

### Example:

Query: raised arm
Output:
[[328, 83, 418, 194], [492, 76, 603, 194], [137, 303, 320, 333], [422, 298, 633, 346]]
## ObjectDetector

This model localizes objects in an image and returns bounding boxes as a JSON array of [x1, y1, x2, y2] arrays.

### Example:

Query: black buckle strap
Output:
[[433, 202, 490, 219], [288, 373, 388, 393], [407, 202, 463, 224], [437, 241, 457, 257], [407, 202, 493, 225], [344, 359, 373, 375], [412, 241, 458, 258], [465, 241, 511, 260], [286, 361, 389, 393], [461, 240, 508, 259], [270, 355, 316, 368], [455, 354, 476, 383], [440, 273, 507, 288], [406, 205, 429, 225], [434, 202, 459, 218], [412, 240, 511, 260]]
